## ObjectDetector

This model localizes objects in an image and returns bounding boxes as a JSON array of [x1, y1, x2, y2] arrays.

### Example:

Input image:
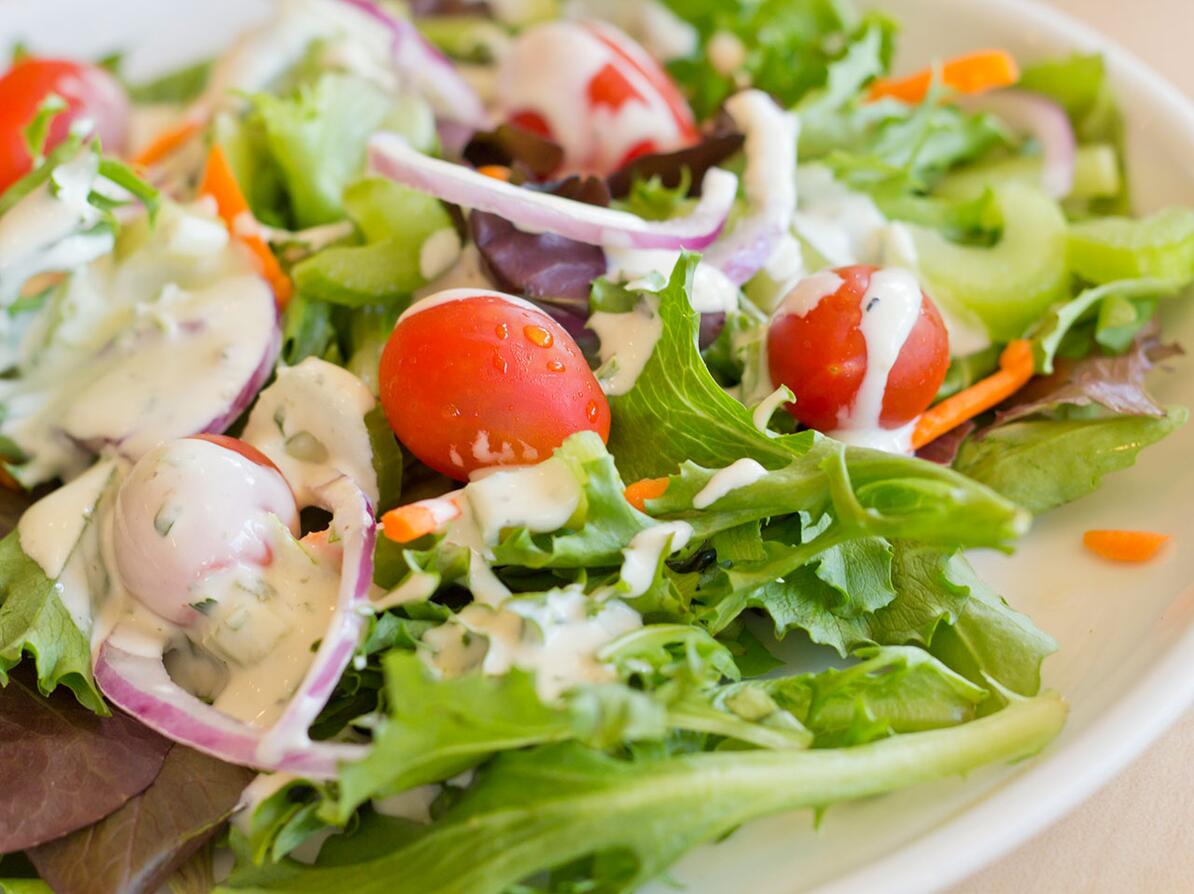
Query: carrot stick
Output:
[[1083, 530, 1170, 563], [381, 496, 463, 544], [868, 49, 1019, 104], [911, 339, 1034, 449], [477, 165, 512, 181], [132, 118, 204, 168], [624, 477, 670, 511], [199, 145, 294, 308]]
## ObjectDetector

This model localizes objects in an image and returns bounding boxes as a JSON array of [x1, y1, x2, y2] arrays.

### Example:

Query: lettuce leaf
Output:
[[220, 694, 1065, 894], [0, 530, 105, 713], [955, 408, 1188, 514]]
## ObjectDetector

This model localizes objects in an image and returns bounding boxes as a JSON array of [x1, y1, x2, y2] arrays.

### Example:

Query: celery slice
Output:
[[1068, 206, 1194, 284], [935, 144, 1120, 201], [912, 183, 1069, 341]]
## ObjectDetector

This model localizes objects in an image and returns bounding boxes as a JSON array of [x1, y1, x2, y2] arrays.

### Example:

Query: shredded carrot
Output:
[[868, 49, 1019, 104], [911, 339, 1034, 449], [1083, 530, 1170, 563], [477, 164, 512, 182], [382, 505, 442, 544], [132, 118, 204, 168], [199, 145, 294, 308], [624, 477, 670, 512]]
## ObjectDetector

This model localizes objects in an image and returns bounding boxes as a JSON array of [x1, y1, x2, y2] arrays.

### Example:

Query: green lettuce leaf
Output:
[[954, 408, 1188, 513], [221, 694, 1065, 894], [0, 530, 105, 713], [252, 74, 391, 227]]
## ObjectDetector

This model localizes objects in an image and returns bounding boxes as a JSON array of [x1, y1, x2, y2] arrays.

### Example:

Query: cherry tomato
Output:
[[379, 290, 611, 480], [0, 57, 130, 192], [189, 433, 287, 479], [497, 21, 698, 176], [767, 265, 950, 433]]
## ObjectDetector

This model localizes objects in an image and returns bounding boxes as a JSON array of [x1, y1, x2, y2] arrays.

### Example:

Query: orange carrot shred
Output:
[[911, 339, 1035, 449], [477, 165, 512, 182], [382, 505, 441, 544], [1083, 530, 1170, 563], [868, 49, 1020, 104], [199, 145, 294, 308], [132, 118, 204, 168], [624, 477, 670, 512]]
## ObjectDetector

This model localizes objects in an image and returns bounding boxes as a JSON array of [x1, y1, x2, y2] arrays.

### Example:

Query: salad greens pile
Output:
[[0, 0, 1191, 892]]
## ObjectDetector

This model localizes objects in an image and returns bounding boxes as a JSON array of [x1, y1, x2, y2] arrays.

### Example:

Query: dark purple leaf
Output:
[[463, 124, 564, 180], [411, 0, 489, 15], [28, 745, 254, 894], [0, 673, 169, 851], [993, 328, 1183, 428], [471, 212, 607, 308], [606, 129, 744, 198], [530, 175, 611, 208], [699, 311, 726, 349], [916, 420, 976, 466]]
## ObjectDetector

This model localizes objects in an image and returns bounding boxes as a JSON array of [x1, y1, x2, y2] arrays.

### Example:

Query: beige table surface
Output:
[[952, 2, 1194, 892]]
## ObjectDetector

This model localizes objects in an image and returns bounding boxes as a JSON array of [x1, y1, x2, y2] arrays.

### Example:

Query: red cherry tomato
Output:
[[0, 58, 130, 192], [189, 434, 287, 480], [379, 292, 611, 480], [767, 265, 950, 433], [499, 21, 697, 175]]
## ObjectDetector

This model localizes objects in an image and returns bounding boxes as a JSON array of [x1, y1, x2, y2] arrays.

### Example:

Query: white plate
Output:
[[5, 1, 1194, 892]]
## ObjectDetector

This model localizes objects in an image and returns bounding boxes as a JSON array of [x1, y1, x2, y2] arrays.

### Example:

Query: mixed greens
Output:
[[0, 0, 1190, 892]]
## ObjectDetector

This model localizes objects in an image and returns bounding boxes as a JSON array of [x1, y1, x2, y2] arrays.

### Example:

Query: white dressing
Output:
[[751, 386, 794, 435], [418, 227, 463, 281], [242, 358, 380, 507], [18, 459, 117, 581], [605, 247, 738, 314], [828, 268, 923, 453], [465, 457, 582, 546], [619, 522, 692, 596], [692, 459, 768, 509], [774, 270, 843, 319], [422, 587, 642, 701], [398, 286, 542, 324], [588, 294, 662, 396]]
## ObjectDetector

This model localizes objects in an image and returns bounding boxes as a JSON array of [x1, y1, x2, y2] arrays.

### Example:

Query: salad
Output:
[[0, 0, 1188, 891]]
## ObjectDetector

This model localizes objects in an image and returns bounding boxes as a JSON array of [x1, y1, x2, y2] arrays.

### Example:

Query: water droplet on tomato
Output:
[[546, 360, 566, 373], [493, 352, 508, 375], [444, 403, 462, 418], [495, 322, 509, 340], [523, 325, 554, 348], [586, 400, 600, 423]]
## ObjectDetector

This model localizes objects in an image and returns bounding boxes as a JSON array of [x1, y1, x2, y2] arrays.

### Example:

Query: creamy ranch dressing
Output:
[[619, 521, 692, 596], [828, 268, 923, 453], [421, 587, 642, 701], [604, 247, 738, 314], [692, 458, 768, 509], [399, 286, 543, 324], [412, 244, 494, 301], [751, 385, 794, 435], [465, 456, 581, 546], [242, 358, 380, 507], [588, 293, 663, 396]]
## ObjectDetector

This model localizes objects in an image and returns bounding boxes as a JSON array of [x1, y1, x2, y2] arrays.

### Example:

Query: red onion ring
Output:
[[368, 132, 737, 250], [702, 90, 799, 285], [94, 475, 376, 776], [964, 89, 1076, 199]]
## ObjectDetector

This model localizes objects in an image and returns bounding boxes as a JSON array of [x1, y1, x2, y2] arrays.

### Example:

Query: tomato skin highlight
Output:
[[767, 265, 950, 433], [0, 58, 130, 191], [379, 293, 611, 480]]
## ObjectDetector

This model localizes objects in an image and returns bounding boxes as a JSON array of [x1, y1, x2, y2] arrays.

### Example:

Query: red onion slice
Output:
[[94, 474, 376, 776], [257, 475, 376, 762], [702, 90, 800, 285], [334, 0, 489, 131], [964, 90, 1076, 199], [369, 132, 737, 250], [94, 641, 366, 779]]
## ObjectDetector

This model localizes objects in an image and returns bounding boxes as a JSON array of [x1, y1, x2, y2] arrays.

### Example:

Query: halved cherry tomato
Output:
[[189, 433, 286, 479], [0, 58, 130, 192], [767, 265, 950, 433], [379, 291, 610, 480]]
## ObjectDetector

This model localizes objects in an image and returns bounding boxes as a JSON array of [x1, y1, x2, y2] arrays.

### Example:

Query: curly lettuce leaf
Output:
[[954, 408, 1187, 514], [0, 530, 105, 713], [221, 694, 1065, 894]]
